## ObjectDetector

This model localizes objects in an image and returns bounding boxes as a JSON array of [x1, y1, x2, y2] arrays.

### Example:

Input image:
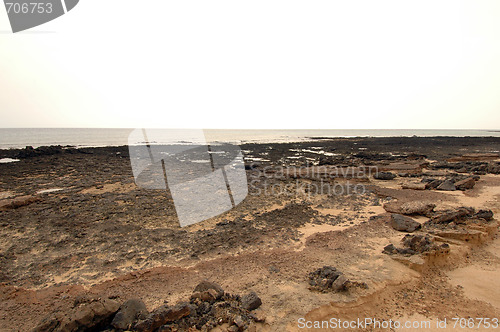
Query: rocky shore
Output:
[[0, 136, 500, 331]]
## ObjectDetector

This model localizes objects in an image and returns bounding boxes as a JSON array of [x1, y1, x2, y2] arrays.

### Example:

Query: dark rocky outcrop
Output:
[[308, 266, 349, 293], [134, 303, 191, 332], [474, 209, 494, 221], [241, 291, 262, 311], [454, 177, 476, 191], [390, 214, 421, 233], [33, 298, 120, 332], [436, 179, 456, 191], [373, 172, 396, 180], [33, 282, 263, 332], [383, 234, 450, 256], [430, 207, 475, 224], [111, 298, 148, 330]]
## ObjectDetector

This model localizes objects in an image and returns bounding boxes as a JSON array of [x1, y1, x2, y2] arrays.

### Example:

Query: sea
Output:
[[0, 128, 499, 149]]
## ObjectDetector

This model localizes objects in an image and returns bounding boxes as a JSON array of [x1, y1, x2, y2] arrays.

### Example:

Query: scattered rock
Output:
[[383, 244, 399, 255], [374, 172, 396, 180], [330, 274, 348, 292], [431, 207, 474, 224], [241, 292, 262, 311], [436, 179, 456, 191], [455, 177, 476, 191], [191, 289, 218, 303], [233, 315, 246, 328], [193, 280, 224, 299], [134, 303, 191, 332], [474, 209, 494, 221], [384, 201, 435, 216], [402, 234, 434, 253], [401, 182, 426, 190], [390, 214, 421, 232], [428, 179, 443, 189], [111, 298, 148, 330], [16, 145, 66, 158], [35, 298, 121, 332], [488, 162, 500, 174], [383, 234, 449, 256], [308, 266, 349, 292]]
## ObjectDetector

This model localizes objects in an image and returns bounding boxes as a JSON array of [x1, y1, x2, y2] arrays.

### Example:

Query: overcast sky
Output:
[[1, 0, 499, 129]]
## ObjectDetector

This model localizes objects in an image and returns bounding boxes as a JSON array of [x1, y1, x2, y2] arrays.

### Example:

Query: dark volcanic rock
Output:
[[402, 234, 435, 253], [16, 145, 67, 158], [111, 298, 148, 330], [308, 266, 349, 292], [390, 214, 421, 233], [34, 298, 121, 332], [436, 179, 456, 191], [431, 207, 474, 224], [424, 179, 443, 190], [134, 303, 191, 332], [474, 209, 494, 221], [383, 234, 450, 256], [191, 289, 218, 303], [383, 244, 399, 255], [374, 172, 396, 180], [241, 291, 262, 311], [455, 177, 476, 191]]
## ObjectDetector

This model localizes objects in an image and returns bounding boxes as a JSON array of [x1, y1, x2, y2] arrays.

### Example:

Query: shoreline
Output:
[[1, 129, 500, 150]]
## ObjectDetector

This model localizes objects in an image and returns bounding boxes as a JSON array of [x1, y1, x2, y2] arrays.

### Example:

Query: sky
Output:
[[0, 0, 499, 129]]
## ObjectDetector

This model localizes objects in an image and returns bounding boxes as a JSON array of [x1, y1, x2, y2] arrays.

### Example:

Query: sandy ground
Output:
[[0, 137, 499, 331]]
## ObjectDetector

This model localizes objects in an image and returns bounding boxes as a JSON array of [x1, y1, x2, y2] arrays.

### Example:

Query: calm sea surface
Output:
[[0, 128, 499, 149]]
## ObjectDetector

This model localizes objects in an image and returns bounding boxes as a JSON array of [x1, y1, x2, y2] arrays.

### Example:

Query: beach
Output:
[[1, 136, 500, 331]]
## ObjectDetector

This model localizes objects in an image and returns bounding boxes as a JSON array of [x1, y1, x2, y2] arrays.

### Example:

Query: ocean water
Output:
[[0, 128, 499, 149]]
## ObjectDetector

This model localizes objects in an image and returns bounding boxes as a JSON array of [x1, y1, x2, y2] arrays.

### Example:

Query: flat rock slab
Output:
[[402, 182, 426, 190], [390, 214, 421, 232], [384, 201, 436, 216]]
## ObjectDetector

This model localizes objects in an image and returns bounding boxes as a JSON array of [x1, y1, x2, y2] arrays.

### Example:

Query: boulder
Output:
[[455, 177, 476, 191], [382, 244, 398, 255], [390, 214, 421, 232], [402, 234, 434, 253], [193, 281, 224, 299], [488, 163, 500, 174], [425, 179, 443, 189], [373, 172, 396, 180], [474, 209, 494, 221], [436, 180, 456, 191], [190, 289, 218, 303], [330, 274, 348, 292], [111, 298, 148, 330], [134, 303, 191, 332], [384, 234, 450, 257], [59, 298, 120, 332], [308, 266, 349, 292], [241, 292, 262, 311]]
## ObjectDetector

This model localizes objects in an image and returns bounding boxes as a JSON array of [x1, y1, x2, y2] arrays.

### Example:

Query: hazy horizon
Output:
[[1, 1, 500, 129]]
